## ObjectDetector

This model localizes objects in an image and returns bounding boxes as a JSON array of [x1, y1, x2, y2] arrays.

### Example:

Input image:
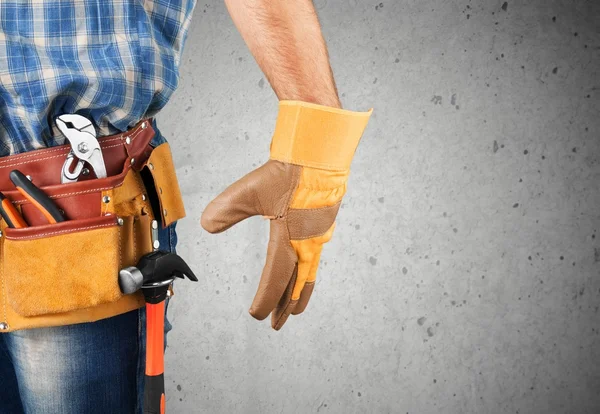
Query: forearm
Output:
[[225, 0, 341, 108]]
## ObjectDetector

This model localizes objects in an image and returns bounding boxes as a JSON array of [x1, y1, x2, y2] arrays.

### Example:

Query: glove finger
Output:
[[290, 223, 336, 316], [201, 160, 299, 233], [271, 264, 298, 330], [249, 219, 297, 322], [292, 246, 323, 315], [271, 240, 316, 328]]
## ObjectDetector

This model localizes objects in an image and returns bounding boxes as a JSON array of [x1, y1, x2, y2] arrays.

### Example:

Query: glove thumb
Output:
[[201, 160, 299, 233]]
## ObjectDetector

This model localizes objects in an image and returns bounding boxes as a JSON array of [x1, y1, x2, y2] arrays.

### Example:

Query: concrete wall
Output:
[[157, 1, 600, 413]]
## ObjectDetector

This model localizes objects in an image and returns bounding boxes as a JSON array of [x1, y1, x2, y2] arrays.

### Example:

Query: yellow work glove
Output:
[[201, 101, 372, 330]]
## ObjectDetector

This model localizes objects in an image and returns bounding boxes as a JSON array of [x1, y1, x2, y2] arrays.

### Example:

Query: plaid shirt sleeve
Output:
[[0, 0, 197, 156]]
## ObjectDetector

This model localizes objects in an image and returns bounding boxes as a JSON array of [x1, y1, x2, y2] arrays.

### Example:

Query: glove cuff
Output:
[[269, 100, 373, 171]]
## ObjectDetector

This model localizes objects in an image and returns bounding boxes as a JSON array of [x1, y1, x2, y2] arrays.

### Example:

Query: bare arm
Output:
[[224, 0, 341, 108]]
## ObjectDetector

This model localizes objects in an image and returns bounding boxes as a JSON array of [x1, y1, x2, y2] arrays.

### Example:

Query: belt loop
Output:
[[124, 119, 153, 165]]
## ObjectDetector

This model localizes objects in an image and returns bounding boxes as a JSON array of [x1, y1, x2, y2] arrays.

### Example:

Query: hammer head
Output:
[[118, 251, 198, 295]]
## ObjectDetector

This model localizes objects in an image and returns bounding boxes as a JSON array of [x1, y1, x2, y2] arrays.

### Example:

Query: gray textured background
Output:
[[156, 1, 600, 413]]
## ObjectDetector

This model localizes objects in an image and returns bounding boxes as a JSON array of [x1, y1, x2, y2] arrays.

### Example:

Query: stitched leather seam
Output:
[[273, 299, 298, 329], [101, 190, 110, 216], [287, 202, 339, 239], [296, 183, 346, 191], [282, 165, 302, 218], [290, 225, 334, 240], [133, 217, 137, 265], [6, 222, 116, 240], [1, 238, 7, 326], [128, 125, 144, 142], [270, 156, 348, 172], [0, 153, 67, 169], [0, 140, 122, 169], [289, 201, 342, 213], [13, 185, 118, 205], [102, 142, 127, 151], [0, 136, 125, 165], [0, 147, 69, 163], [0, 139, 123, 168], [0, 119, 146, 167], [119, 223, 123, 278]]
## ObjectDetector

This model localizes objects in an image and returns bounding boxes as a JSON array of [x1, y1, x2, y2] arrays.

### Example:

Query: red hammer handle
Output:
[[144, 301, 166, 414]]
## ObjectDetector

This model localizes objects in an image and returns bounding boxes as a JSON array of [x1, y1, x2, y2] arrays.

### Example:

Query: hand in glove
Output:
[[201, 101, 372, 330]]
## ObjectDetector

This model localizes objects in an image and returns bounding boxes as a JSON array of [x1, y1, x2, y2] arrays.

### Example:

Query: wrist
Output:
[[279, 95, 341, 109]]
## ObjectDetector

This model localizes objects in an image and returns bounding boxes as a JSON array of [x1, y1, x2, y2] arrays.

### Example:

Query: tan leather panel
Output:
[[287, 201, 341, 240], [4, 215, 117, 240], [3, 219, 124, 316], [121, 216, 136, 269], [201, 160, 301, 233], [0, 212, 152, 329], [103, 169, 147, 217], [135, 214, 154, 265]]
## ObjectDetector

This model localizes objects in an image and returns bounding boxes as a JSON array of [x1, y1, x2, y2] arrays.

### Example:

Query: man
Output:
[[0, 1, 371, 413]]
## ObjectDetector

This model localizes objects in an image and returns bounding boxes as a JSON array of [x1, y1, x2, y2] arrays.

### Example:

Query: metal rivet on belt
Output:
[[103, 196, 111, 203], [117, 217, 124, 226], [130, 158, 135, 165], [142, 194, 147, 201], [81, 168, 90, 176], [141, 122, 147, 129], [153, 240, 160, 250], [163, 209, 168, 217], [125, 137, 131, 145], [0, 322, 9, 331]]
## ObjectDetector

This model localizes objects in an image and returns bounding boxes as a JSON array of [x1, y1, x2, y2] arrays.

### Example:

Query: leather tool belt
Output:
[[0, 119, 186, 332]]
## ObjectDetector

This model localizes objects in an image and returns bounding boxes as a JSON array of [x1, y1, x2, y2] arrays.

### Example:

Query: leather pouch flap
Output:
[[143, 143, 186, 227], [3, 215, 136, 317]]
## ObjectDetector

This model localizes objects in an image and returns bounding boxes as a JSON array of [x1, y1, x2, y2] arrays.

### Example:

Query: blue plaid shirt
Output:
[[0, 0, 196, 156]]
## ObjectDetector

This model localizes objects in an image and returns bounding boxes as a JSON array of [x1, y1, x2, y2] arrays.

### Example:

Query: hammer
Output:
[[119, 251, 198, 414]]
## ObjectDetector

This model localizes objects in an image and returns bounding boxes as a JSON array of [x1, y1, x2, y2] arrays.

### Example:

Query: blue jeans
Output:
[[0, 222, 178, 414]]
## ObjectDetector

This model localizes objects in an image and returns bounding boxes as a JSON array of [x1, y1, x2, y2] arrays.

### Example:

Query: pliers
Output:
[[0, 170, 65, 228], [56, 114, 107, 183]]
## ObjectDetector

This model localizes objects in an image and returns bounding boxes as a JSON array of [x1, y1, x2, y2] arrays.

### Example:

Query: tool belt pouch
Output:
[[0, 119, 186, 331]]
